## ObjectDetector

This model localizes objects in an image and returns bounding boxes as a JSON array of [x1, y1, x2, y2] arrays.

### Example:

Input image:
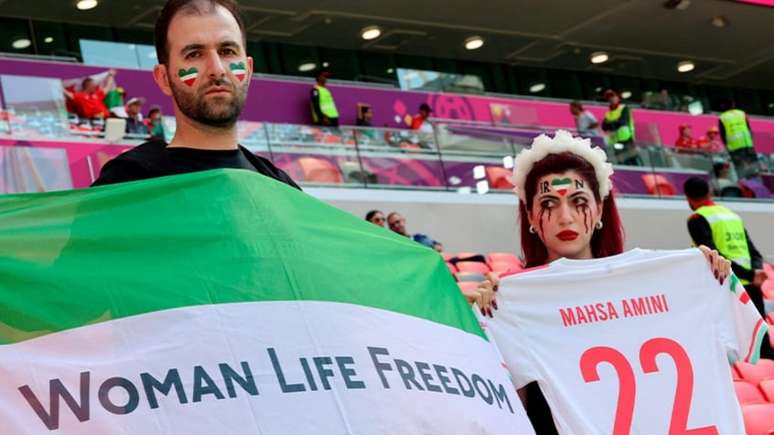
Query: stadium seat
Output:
[[297, 157, 343, 183], [762, 280, 774, 300], [741, 403, 774, 435], [735, 381, 767, 404], [455, 272, 486, 283], [641, 174, 677, 196], [485, 167, 514, 190], [446, 262, 458, 274], [457, 281, 478, 293], [486, 252, 523, 268], [456, 261, 491, 274], [764, 263, 774, 278], [489, 260, 521, 276], [761, 379, 774, 402], [455, 252, 482, 260], [736, 359, 774, 384], [442, 252, 453, 261]]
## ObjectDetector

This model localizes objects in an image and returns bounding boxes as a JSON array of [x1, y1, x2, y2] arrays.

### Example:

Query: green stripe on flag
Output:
[[0, 169, 483, 344], [729, 274, 740, 294]]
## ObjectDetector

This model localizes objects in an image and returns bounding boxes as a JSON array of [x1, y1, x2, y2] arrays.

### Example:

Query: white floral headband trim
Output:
[[511, 130, 614, 203]]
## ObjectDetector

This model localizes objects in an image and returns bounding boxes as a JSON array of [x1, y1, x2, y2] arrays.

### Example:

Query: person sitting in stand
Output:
[[144, 105, 166, 140], [696, 126, 724, 153], [410, 103, 433, 132], [387, 211, 443, 252], [674, 124, 697, 150], [124, 97, 147, 136]]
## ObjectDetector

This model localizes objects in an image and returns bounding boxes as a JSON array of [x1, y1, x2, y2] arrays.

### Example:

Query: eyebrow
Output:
[[180, 40, 241, 55], [568, 191, 590, 199]]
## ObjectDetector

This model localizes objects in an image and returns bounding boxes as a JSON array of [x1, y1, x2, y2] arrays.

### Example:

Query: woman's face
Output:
[[528, 170, 603, 262]]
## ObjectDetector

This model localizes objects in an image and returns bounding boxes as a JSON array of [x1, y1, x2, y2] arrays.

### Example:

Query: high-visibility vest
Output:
[[604, 104, 635, 144], [694, 204, 752, 284], [311, 85, 339, 122], [719, 109, 753, 152]]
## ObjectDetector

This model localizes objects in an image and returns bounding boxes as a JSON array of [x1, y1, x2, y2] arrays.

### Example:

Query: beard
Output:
[[169, 76, 247, 129]]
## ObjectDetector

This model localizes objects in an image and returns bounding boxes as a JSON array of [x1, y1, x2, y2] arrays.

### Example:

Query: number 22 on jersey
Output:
[[580, 337, 718, 435]]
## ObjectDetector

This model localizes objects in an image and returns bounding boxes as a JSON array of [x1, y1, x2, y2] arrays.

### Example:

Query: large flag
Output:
[[0, 169, 533, 434]]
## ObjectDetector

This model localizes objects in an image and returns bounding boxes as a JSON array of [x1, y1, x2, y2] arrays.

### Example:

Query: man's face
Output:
[[127, 103, 141, 117], [388, 213, 408, 236], [607, 95, 620, 105], [160, 5, 253, 129], [83, 80, 97, 94]]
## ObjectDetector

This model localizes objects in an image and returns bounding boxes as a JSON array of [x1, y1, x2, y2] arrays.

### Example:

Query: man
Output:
[[718, 99, 758, 179], [310, 68, 339, 127], [410, 103, 433, 132], [64, 70, 115, 120], [674, 124, 697, 150], [124, 97, 147, 136], [601, 89, 641, 166], [145, 105, 166, 140], [683, 177, 767, 314], [93, 0, 297, 189], [568, 101, 599, 138], [387, 211, 443, 252]]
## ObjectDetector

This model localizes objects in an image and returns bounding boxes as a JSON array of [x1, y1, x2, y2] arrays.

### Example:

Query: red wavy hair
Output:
[[519, 152, 624, 267]]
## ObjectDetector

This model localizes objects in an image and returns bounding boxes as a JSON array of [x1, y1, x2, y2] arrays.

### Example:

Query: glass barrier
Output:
[[0, 146, 72, 193], [0, 75, 70, 139], [80, 39, 156, 70]]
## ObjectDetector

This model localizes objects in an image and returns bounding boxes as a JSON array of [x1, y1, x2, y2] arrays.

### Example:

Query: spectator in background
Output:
[[601, 89, 641, 166], [365, 210, 385, 227], [410, 103, 433, 132], [63, 69, 116, 120], [568, 101, 600, 138], [674, 124, 697, 149], [653, 88, 675, 111], [718, 99, 758, 179], [145, 105, 166, 140], [310, 68, 339, 127], [696, 126, 724, 153], [356, 105, 373, 127], [124, 97, 147, 136], [711, 162, 735, 195], [387, 211, 444, 252]]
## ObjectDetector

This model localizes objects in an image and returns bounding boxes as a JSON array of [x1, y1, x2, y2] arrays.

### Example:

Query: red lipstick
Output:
[[556, 230, 579, 241]]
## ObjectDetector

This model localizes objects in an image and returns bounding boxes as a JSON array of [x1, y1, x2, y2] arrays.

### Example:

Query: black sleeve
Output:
[[91, 157, 150, 187], [719, 119, 727, 144], [310, 88, 324, 121], [746, 229, 763, 270]]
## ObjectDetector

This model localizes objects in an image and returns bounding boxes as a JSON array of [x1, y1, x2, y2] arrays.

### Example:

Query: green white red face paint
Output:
[[178, 67, 199, 87], [229, 62, 246, 81]]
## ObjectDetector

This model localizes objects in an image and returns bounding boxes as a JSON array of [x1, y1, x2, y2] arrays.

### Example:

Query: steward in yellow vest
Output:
[[601, 89, 642, 166], [310, 68, 339, 127], [718, 99, 758, 179]]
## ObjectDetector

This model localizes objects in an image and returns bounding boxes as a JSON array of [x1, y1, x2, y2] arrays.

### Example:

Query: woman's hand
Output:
[[698, 245, 731, 284], [462, 272, 499, 318]]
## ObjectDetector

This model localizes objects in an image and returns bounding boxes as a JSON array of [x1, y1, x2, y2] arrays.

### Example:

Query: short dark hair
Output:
[[81, 77, 94, 88], [148, 106, 162, 117], [419, 103, 432, 113], [365, 210, 382, 221], [570, 100, 583, 110], [155, 0, 246, 65], [315, 68, 331, 79], [684, 177, 710, 199]]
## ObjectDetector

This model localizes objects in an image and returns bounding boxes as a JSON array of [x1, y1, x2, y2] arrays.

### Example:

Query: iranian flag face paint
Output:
[[178, 67, 199, 87], [551, 177, 572, 196], [230, 62, 247, 81]]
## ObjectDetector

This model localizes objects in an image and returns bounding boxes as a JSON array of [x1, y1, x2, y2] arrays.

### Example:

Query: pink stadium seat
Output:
[[455, 252, 482, 260], [742, 404, 774, 435], [446, 262, 458, 274], [442, 252, 453, 261], [762, 280, 774, 300], [455, 272, 486, 283], [489, 260, 522, 277], [297, 157, 343, 184], [641, 174, 677, 196], [735, 381, 767, 404], [760, 379, 774, 402], [485, 167, 514, 190], [457, 281, 478, 293], [764, 263, 774, 278], [456, 261, 491, 275], [733, 366, 743, 381], [736, 359, 774, 385], [486, 252, 523, 268]]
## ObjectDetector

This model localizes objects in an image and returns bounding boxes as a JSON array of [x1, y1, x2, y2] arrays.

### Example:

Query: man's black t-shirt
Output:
[[92, 140, 300, 189]]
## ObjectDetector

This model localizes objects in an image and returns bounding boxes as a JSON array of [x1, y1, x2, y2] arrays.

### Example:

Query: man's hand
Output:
[[753, 269, 767, 288]]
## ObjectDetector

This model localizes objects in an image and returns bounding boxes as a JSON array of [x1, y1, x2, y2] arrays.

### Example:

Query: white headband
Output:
[[511, 130, 614, 203]]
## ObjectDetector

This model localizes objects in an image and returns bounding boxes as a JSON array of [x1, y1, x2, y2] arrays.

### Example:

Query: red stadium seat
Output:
[[486, 252, 523, 268], [455, 252, 482, 260], [297, 157, 343, 183], [761, 379, 774, 402], [733, 366, 743, 381], [736, 359, 774, 384], [641, 174, 677, 196], [762, 280, 774, 300], [442, 252, 453, 261], [764, 263, 774, 278], [735, 381, 767, 404], [457, 281, 478, 292], [489, 260, 521, 276], [446, 262, 458, 274], [456, 261, 491, 274], [455, 272, 486, 283], [485, 166, 514, 190], [742, 403, 774, 435]]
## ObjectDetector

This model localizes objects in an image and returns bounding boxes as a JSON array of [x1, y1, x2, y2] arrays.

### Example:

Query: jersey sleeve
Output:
[[718, 274, 768, 364]]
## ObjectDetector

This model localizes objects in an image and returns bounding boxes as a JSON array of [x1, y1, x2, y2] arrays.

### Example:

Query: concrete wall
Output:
[[307, 187, 774, 260]]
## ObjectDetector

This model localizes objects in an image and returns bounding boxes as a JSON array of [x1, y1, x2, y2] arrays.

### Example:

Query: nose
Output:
[[203, 50, 227, 80], [556, 202, 574, 226]]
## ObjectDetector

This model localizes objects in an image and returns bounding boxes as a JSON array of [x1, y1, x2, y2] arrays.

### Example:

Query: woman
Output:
[[473, 130, 730, 434]]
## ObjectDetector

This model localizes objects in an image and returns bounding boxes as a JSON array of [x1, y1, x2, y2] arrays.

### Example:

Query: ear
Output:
[[595, 198, 604, 223], [245, 56, 254, 86], [153, 64, 173, 97]]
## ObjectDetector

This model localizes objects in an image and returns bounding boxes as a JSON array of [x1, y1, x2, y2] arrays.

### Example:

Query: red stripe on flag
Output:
[[739, 290, 751, 304]]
